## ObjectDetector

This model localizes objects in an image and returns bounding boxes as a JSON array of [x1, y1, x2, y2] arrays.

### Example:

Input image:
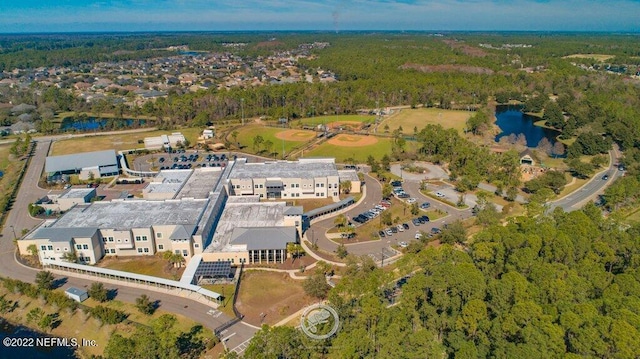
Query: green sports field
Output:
[[234, 125, 314, 157], [381, 108, 473, 134], [303, 136, 394, 162]]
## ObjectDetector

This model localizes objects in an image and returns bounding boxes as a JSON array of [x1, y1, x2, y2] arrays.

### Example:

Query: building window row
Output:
[[75, 244, 89, 250]]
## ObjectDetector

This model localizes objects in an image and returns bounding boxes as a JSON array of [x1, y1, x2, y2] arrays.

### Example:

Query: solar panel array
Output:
[[195, 261, 232, 278]]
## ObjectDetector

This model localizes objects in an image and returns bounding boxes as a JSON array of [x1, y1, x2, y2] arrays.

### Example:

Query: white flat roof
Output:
[[51, 198, 208, 229], [230, 158, 338, 180]]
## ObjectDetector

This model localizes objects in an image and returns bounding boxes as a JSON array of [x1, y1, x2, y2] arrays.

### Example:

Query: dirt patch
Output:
[[442, 39, 489, 57], [399, 63, 494, 75], [327, 134, 378, 147], [326, 121, 365, 131], [275, 129, 316, 141], [236, 271, 313, 326]]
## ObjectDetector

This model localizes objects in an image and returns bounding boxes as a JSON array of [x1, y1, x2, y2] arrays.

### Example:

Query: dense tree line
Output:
[[244, 207, 640, 358]]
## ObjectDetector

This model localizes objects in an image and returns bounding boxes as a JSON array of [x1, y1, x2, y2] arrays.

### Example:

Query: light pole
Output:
[[240, 98, 245, 126]]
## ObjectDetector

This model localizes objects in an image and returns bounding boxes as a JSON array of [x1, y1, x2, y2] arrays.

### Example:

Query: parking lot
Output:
[[133, 150, 232, 172]]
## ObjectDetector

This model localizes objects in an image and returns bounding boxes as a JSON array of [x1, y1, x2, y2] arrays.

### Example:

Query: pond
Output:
[[0, 318, 77, 358], [60, 117, 148, 131], [494, 105, 561, 147]]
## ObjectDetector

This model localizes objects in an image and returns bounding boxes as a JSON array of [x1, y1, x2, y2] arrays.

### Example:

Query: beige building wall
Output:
[[201, 250, 249, 265], [131, 228, 155, 256], [73, 233, 103, 264], [152, 225, 177, 253]]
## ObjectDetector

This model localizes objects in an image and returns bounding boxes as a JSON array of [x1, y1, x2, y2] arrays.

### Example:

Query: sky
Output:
[[0, 0, 639, 33]]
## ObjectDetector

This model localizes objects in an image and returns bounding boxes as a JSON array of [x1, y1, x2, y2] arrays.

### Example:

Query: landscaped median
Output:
[[420, 190, 469, 209]]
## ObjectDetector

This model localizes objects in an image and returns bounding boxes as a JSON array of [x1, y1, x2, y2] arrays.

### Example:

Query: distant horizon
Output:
[[1, 29, 640, 36], [1, 1, 639, 34]]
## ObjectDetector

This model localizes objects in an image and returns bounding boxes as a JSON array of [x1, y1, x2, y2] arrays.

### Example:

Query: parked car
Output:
[[415, 232, 422, 239], [435, 191, 445, 198], [399, 241, 408, 248], [412, 218, 421, 226], [431, 227, 441, 234], [159, 157, 165, 163], [390, 227, 398, 233], [397, 224, 405, 232], [420, 202, 430, 209], [379, 230, 386, 238], [407, 197, 417, 204], [402, 223, 410, 230], [385, 228, 393, 236], [398, 193, 410, 199], [391, 180, 402, 187], [420, 215, 430, 222]]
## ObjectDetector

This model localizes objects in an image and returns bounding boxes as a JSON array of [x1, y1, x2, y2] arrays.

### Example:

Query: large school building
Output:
[[19, 158, 358, 266]]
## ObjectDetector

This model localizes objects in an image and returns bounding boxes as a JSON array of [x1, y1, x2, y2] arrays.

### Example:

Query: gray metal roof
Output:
[[65, 287, 88, 296], [304, 196, 354, 218], [45, 150, 117, 173], [230, 226, 297, 250], [230, 158, 338, 180], [30, 227, 99, 242], [170, 225, 196, 240], [284, 206, 303, 215]]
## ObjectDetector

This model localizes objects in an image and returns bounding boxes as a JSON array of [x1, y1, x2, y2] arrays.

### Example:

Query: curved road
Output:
[[0, 132, 256, 354]]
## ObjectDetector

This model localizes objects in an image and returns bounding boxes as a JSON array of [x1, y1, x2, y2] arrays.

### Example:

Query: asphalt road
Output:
[[550, 148, 622, 212], [0, 134, 256, 353]]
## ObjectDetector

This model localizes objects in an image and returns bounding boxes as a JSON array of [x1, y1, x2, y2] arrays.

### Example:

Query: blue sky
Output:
[[1, 0, 639, 33]]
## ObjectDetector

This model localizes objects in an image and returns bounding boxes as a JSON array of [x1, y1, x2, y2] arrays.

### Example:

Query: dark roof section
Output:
[[230, 226, 297, 250], [170, 224, 196, 240], [31, 227, 99, 242], [45, 150, 118, 174], [284, 206, 304, 215]]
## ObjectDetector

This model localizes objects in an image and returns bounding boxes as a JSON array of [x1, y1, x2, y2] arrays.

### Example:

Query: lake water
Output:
[[60, 117, 147, 131], [494, 105, 560, 147], [0, 319, 77, 358]]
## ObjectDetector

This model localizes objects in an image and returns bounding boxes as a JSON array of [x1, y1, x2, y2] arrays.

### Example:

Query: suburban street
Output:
[[0, 134, 256, 354]]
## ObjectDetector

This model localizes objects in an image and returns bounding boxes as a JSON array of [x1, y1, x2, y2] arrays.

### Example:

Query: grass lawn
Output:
[[304, 137, 393, 162], [236, 271, 312, 326], [624, 206, 640, 224], [0, 286, 212, 358], [234, 125, 313, 157], [202, 283, 236, 318], [381, 108, 472, 134], [0, 144, 11, 171], [97, 255, 184, 280], [50, 127, 203, 156], [284, 197, 336, 212], [558, 173, 589, 198]]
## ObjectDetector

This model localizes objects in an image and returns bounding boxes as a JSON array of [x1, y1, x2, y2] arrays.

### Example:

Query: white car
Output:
[[415, 232, 422, 239], [407, 197, 417, 204], [399, 241, 408, 248], [397, 224, 405, 232], [435, 191, 445, 198]]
